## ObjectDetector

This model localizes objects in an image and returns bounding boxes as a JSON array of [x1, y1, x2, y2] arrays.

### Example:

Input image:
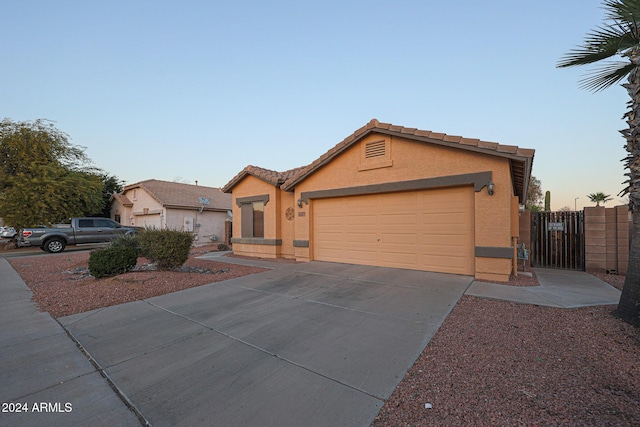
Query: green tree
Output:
[[558, 0, 640, 326], [525, 175, 544, 211], [0, 119, 104, 229], [587, 192, 614, 206], [96, 173, 124, 218]]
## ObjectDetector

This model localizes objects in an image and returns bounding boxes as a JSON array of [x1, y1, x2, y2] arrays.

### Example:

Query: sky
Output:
[[2, 0, 630, 210]]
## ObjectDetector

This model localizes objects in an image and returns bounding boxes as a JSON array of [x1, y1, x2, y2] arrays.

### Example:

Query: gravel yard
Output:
[[6, 247, 639, 426], [7, 246, 268, 319], [373, 272, 639, 427]]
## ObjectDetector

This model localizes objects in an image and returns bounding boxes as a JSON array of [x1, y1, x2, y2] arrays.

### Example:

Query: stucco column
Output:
[[584, 207, 606, 272]]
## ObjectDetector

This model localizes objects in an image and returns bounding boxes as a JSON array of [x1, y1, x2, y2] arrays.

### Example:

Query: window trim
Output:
[[238, 194, 269, 238], [236, 194, 269, 208]]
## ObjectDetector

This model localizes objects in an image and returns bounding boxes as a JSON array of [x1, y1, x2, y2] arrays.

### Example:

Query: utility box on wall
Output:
[[183, 217, 194, 232]]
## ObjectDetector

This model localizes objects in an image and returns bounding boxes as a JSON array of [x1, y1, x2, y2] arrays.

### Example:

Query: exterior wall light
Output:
[[297, 199, 303, 208], [487, 181, 495, 196]]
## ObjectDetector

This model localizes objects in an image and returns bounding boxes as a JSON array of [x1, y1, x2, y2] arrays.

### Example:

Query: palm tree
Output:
[[587, 192, 614, 206], [558, 0, 640, 326]]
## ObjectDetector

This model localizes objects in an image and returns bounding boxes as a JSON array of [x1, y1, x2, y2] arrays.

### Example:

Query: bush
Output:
[[109, 233, 141, 255], [138, 228, 194, 270], [217, 243, 230, 251], [88, 246, 138, 279]]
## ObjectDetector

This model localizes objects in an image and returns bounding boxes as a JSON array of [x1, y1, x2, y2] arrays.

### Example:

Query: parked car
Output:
[[0, 226, 17, 239], [18, 218, 141, 253]]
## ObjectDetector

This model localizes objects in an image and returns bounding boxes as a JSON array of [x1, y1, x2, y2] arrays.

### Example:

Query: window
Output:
[[78, 219, 94, 228], [252, 201, 264, 238], [241, 200, 265, 238], [96, 219, 117, 228]]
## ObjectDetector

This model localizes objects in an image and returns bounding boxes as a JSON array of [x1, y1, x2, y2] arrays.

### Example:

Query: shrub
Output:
[[137, 228, 194, 270], [88, 246, 138, 279], [217, 243, 230, 251], [109, 233, 141, 255]]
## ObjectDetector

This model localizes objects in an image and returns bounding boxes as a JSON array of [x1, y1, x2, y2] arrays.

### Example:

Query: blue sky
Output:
[[2, 0, 628, 210]]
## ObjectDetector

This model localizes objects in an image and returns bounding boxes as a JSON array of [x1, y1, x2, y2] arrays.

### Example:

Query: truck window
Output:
[[95, 219, 116, 228], [78, 219, 94, 227]]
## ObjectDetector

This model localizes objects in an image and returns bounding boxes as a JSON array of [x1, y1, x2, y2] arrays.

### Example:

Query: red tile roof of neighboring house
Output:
[[122, 179, 231, 211], [223, 119, 535, 202]]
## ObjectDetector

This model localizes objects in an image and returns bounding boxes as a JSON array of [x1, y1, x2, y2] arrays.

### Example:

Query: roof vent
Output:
[[365, 140, 386, 158]]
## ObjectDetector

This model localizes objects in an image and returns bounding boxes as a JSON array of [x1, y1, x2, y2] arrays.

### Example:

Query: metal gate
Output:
[[531, 211, 584, 270]]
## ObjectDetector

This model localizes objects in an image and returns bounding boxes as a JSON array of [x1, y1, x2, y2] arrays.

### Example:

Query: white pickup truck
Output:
[[18, 218, 141, 253]]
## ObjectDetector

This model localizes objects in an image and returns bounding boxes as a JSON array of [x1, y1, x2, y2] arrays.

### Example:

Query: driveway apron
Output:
[[59, 258, 473, 427]]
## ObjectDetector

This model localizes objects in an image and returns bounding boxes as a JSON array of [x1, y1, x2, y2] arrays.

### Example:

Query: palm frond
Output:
[[578, 61, 636, 91], [559, 0, 640, 92], [557, 26, 632, 68], [604, 0, 640, 23]]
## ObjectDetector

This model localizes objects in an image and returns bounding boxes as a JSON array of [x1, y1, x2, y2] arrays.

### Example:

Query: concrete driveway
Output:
[[59, 258, 472, 427]]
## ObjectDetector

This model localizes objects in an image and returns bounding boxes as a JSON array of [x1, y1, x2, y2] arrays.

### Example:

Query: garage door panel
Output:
[[380, 233, 417, 244], [315, 248, 346, 262], [347, 216, 377, 226], [316, 231, 343, 241], [316, 217, 343, 227], [382, 258, 418, 270], [313, 187, 474, 275], [380, 212, 418, 225], [345, 232, 377, 243], [342, 248, 377, 263]]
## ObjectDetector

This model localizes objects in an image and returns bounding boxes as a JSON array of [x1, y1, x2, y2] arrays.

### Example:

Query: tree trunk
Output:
[[618, 212, 640, 325], [617, 68, 640, 326]]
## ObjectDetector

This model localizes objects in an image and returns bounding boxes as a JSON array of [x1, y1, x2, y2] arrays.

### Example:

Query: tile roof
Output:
[[110, 193, 133, 207], [223, 118, 535, 202], [282, 119, 534, 191], [123, 179, 231, 211], [221, 165, 307, 193]]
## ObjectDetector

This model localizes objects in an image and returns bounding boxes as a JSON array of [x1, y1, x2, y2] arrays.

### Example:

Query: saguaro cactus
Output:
[[544, 191, 551, 211]]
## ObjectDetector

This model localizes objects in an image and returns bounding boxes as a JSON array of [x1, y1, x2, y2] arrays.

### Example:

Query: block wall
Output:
[[584, 205, 629, 274]]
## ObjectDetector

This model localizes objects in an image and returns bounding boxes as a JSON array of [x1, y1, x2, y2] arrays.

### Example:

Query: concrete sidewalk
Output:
[[466, 268, 621, 307], [0, 257, 141, 427]]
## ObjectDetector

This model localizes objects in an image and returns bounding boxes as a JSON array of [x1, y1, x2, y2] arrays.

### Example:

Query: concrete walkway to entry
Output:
[[466, 268, 621, 307]]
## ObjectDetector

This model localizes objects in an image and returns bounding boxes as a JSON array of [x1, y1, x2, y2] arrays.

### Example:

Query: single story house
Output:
[[222, 119, 534, 282], [110, 179, 232, 245]]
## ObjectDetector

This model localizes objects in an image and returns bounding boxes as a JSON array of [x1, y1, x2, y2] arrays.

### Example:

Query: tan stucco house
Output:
[[110, 179, 232, 245], [222, 119, 534, 282]]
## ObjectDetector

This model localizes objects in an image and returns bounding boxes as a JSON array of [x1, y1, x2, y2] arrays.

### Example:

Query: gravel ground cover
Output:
[[7, 245, 268, 318], [373, 273, 639, 427], [6, 247, 639, 426]]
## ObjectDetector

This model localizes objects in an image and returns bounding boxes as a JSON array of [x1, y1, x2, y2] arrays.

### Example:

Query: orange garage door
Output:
[[312, 186, 474, 275]]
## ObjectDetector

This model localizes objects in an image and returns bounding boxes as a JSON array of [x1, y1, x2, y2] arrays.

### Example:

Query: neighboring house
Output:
[[110, 179, 232, 246], [222, 119, 534, 282]]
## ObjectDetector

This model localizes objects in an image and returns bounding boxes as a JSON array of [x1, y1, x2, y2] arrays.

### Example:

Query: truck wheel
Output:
[[44, 238, 66, 253]]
